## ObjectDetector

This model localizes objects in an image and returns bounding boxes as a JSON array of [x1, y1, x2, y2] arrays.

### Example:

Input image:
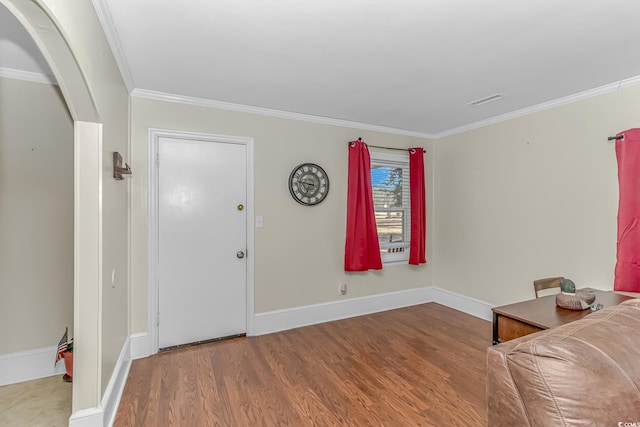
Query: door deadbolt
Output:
[[236, 251, 245, 259], [237, 204, 244, 211]]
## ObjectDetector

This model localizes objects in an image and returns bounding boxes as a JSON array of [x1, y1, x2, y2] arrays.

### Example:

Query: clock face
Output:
[[288, 163, 330, 206]]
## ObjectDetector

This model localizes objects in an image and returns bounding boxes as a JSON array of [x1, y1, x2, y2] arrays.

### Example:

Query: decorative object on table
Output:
[[590, 303, 604, 312], [55, 327, 74, 382], [555, 279, 596, 310], [288, 163, 329, 206]]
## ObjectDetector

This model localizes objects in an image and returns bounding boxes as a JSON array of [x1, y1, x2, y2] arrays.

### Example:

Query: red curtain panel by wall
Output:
[[614, 128, 640, 292], [409, 148, 426, 265], [345, 140, 382, 271]]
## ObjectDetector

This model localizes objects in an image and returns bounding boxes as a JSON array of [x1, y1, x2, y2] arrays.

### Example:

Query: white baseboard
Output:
[[101, 336, 131, 427], [432, 287, 494, 322], [0, 346, 66, 386], [69, 407, 103, 427], [129, 287, 492, 355], [68, 336, 132, 427], [129, 332, 150, 360], [253, 286, 494, 336], [254, 287, 434, 336], [133, 286, 486, 347]]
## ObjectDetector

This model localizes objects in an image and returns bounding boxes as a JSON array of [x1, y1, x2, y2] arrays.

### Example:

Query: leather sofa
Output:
[[487, 299, 640, 426]]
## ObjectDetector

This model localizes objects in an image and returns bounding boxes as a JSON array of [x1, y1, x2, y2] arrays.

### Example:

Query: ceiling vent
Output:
[[467, 93, 504, 107]]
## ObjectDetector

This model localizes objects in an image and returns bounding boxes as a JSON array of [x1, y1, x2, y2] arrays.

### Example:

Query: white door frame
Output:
[[148, 128, 255, 353]]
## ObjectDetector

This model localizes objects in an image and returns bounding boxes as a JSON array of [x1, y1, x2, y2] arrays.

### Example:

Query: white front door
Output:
[[158, 136, 247, 348]]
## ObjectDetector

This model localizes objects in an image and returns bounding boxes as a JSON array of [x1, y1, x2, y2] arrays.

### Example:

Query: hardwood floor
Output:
[[115, 303, 491, 426]]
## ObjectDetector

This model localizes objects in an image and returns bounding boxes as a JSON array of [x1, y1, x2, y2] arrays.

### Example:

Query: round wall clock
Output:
[[288, 163, 330, 206]]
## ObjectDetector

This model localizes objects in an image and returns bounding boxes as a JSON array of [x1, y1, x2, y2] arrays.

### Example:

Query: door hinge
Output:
[[156, 152, 160, 168], [157, 312, 160, 326]]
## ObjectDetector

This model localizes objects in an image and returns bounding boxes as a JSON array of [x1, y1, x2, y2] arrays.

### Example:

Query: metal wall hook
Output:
[[113, 152, 132, 180]]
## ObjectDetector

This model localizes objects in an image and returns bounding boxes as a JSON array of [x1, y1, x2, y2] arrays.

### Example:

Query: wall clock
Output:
[[288, 163, 330, 206]]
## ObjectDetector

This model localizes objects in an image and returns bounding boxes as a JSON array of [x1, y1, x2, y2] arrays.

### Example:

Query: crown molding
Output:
[[434, 75, 640, 139], [0, 67, 57, 85], [131, 88, 434, 139], [91, 0, 135, 92], [132, 73, 640, 141]]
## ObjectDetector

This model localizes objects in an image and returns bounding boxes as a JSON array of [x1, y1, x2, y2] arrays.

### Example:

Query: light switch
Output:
[[256, 216, 264, 228]]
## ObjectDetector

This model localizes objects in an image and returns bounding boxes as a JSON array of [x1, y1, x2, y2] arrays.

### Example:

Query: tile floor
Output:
[[0, 375, 71, 427]]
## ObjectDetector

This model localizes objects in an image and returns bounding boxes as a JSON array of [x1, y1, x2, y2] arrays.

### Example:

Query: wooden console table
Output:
[[492, 289, 634, 345]]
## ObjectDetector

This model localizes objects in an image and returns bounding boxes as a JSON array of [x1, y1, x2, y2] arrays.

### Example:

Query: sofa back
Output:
[[487, 299, 640, 426]]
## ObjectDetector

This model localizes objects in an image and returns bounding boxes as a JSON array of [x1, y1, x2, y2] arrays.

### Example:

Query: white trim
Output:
[[90, 0, 135, 92], [67, 337, 132, 427], [101, 337, 131, 427], [431, 287, 494, 322], [132, 89, 432, 139], [0, 66, 57, 85], [129, 332, 150, 360], [245, 137, 256, 336], [132, 74, 640, 140], [253, 286, 495, 336], [148, 129, 160, 353], [434, 75, 640, 138], [73, 121, 104, 411], [254, 287, 433, 336], [68, 407, 103, 427], [148, 128, 256, 353], [0, 346, 66, 386]]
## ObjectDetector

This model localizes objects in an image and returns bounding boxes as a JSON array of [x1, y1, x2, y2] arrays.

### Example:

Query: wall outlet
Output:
[[339, 283, 347, 295]]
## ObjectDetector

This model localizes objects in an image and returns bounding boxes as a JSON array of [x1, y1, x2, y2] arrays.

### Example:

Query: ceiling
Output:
[[2, 0, 640, 137]]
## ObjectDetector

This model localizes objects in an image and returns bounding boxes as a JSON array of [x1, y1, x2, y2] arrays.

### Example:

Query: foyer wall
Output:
[[0, 76, 73, 355]]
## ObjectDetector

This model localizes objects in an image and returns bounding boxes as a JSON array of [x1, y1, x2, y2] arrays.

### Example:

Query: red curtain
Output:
[[614, 128, 640, 292], [345, 140, 382, 271], [409, 148, 426, 265]]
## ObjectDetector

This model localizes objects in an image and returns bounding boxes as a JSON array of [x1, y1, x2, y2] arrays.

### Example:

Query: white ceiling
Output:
[[2, 0, 640, 137]]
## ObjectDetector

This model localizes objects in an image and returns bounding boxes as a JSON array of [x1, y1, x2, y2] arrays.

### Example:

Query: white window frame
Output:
[[370, 150, 411, 265]]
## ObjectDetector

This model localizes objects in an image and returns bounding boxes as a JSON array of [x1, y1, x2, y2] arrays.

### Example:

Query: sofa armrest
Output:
[[487, 299, 640, 427], [486, 340, 530, 426]]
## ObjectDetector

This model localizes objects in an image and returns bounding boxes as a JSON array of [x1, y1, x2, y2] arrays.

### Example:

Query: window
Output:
[[370, 151, 410, 264]]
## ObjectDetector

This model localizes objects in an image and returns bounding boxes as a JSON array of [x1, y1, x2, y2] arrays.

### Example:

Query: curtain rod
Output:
[[608, 135, 624, 141], [349, 137, 426, 153]]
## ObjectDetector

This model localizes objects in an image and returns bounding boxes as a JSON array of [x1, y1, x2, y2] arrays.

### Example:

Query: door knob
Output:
[[236, 251, 245, 259]]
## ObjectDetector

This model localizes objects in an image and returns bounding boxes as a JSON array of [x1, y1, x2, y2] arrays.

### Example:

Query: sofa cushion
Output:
[[488, 299, 640, 426]]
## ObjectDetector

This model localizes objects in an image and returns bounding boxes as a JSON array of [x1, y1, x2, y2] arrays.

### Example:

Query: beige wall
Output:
[[14, 0, 131, 411], [44, 0, 131, 402], [0, 76, 73, 354], [130, 97, 434, 333], [434, 84, 640, 306]]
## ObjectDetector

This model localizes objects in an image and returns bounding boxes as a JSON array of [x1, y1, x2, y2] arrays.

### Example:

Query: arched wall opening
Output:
[[1, 0, 103, 416]]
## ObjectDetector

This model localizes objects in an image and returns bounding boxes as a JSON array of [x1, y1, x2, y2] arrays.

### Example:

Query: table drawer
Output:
[[497, 315, 543, 342]]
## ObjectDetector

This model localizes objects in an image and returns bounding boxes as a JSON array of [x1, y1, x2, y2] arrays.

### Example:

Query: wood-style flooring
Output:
[[0, 375, 71, 427], [115, 303, 491, 426]]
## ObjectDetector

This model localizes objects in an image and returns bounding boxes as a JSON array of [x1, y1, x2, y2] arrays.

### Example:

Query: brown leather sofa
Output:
[[487, 299, 640, 426]]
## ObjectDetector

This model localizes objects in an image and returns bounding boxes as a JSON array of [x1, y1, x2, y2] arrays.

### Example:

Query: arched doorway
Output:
[[0, 13, 73, 425], [0, 0, 103, 421]]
